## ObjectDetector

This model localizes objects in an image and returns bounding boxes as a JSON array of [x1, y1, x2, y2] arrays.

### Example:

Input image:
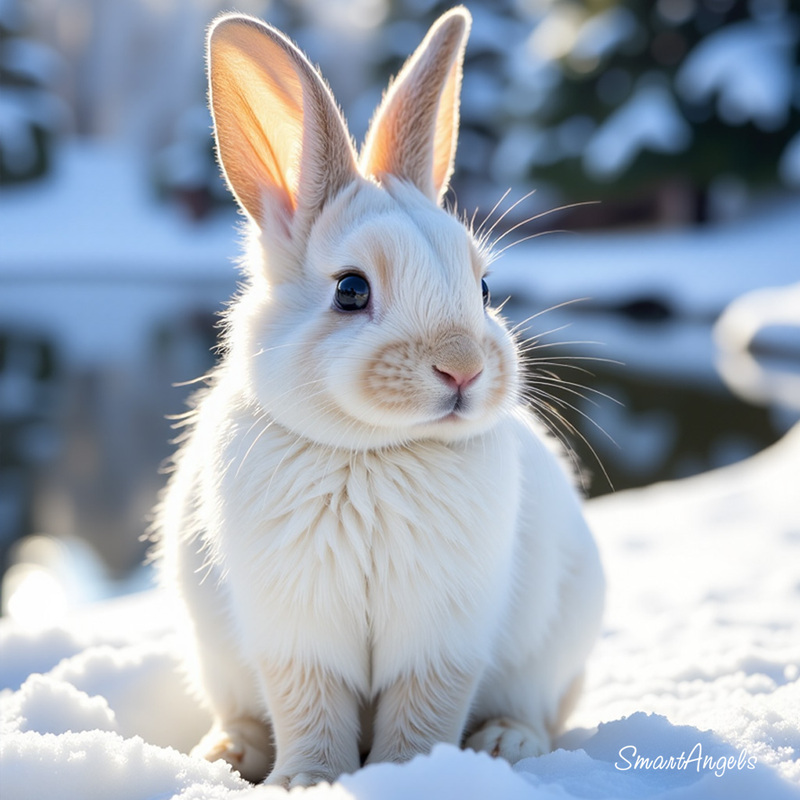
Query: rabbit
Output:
[[155, 5, 604, 789]]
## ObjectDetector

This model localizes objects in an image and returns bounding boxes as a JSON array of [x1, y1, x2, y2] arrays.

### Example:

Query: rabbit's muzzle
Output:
[[431, 332, 484, 392]]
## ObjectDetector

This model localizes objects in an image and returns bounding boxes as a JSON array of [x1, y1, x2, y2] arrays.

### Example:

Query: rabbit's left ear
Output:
[[360, 7, 471, 205], [208, 14, 358, 239]]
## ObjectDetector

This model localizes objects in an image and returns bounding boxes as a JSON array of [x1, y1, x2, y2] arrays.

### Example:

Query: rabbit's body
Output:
[[156, 7, 603, 788], [161, 376, 602, 785]]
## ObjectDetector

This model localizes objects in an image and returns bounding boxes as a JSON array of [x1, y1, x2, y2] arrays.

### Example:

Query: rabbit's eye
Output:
[[481, 278, 490, 308], [335, 273, 370, 312]]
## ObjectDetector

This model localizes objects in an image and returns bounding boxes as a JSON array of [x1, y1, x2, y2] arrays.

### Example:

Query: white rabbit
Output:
[[155, 6, 604, 789]]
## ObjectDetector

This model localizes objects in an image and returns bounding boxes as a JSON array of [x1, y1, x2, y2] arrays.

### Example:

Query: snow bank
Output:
[[1, 425, 798, 798], [0, 140, 238, 277], [714, 283, 800, 412]]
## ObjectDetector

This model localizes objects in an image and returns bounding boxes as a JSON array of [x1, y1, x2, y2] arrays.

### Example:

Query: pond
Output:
[[0, 295, 797, 587], [510, 301, 799, 498]]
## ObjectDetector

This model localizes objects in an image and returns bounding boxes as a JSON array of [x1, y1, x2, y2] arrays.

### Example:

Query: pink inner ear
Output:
[[210, 27, 306, 226], [209, 16, 358, 234], [359, 9, 469, 204], [431, 50, 461, 200]]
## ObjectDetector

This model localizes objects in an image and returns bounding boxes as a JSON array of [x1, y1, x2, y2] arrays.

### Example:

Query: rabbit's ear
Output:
[[360, 7, 470, 205], [208, 15, 358, 237]]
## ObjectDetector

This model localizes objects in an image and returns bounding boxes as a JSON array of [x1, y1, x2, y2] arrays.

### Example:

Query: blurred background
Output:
[[0, 0, 798, 625]]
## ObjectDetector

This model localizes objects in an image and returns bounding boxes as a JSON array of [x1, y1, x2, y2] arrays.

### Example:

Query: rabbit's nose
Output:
[[432, 332, 484, 390], [433, 365, 483, 390]]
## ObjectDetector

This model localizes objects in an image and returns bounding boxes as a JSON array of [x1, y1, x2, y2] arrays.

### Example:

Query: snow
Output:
[[675, 19, 798, 131], [1, 423, 799, 798], [714, 283, 800, 411], [1, 140, 799, 792], [494, 198, 800, 317], [2, 139, 797, 374], [582, 81, 692, 181], [0, 140, 237, 276], [0, 140, 791, 372]]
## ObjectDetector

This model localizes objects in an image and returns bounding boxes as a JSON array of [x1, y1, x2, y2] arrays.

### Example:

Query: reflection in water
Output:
[[521, 301, 798, 498], [552, 362, 787, 497]]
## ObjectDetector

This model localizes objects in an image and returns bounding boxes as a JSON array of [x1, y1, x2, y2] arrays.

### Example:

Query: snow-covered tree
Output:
[[0, 0, 66, 184], [508, 0, 800, 223]]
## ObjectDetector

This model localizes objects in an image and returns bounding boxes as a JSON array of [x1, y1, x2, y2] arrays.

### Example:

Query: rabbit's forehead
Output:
[[310, 182, 483, 288], [347, 213, 473, 279]]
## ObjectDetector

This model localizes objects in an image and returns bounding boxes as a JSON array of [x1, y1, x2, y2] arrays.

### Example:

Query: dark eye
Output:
[[335, 273, 370, 312], [481, 278, 490, 308]]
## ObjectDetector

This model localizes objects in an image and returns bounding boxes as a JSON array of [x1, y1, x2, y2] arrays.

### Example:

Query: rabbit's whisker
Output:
[[488, 230, 574, 262], [521, 396, 588, 490], [526, 373, 622, 407], [472, 187, 513, 243], [524, 385, 616, 476], [505, 298, 590, 337], [524, 391, 614, 491], [488, 201, 600, 252], [517, 335, 606, 352], [476, 189, 538, 248]]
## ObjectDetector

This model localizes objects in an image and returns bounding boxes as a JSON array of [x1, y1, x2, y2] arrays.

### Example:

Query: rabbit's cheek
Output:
[[485, 336, 516, 411], [359, 340, 425, 416]]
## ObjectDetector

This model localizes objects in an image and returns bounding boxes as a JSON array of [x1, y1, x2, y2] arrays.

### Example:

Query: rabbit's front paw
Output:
[[465, 717, 549, 764], [265, 765, 338, 789], [192, 716, 274, 783]]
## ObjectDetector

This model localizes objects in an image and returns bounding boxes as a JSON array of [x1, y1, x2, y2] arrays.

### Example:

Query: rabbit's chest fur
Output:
[[192, 393, 522, 695]]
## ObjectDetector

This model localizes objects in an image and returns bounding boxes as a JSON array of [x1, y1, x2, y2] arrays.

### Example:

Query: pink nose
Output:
[[433, 365, 483, 391]]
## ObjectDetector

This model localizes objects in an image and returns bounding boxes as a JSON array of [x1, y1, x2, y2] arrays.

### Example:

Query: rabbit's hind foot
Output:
[[465, 717, 550, 764], [192, 715, 274, 783]]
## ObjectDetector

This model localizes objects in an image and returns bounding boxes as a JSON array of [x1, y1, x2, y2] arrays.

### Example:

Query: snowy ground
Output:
[[1, 422, 798, 799]]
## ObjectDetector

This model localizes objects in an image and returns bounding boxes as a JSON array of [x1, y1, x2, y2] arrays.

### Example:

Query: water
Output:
[[517, 307, 798, 498], [1, 307, 796, 585]]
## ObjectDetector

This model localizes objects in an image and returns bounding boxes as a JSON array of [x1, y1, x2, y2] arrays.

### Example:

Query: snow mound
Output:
[[1, 427, 799, 798]]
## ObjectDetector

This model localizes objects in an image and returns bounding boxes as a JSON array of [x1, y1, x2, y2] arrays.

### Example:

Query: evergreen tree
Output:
[[510, 0, 800, 222], [0, 0, 65, 185]]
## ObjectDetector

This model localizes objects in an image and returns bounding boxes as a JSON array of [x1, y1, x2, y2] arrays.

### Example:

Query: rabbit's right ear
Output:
[[360, 8, 470, 205], [207, 15, 358, 239]]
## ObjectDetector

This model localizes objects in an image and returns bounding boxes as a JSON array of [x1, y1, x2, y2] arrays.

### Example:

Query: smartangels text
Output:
[[616, 743, 757, 778]]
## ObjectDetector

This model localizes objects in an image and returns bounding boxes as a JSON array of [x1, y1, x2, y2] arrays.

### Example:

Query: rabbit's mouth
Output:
[[436, 391, 472, 422]]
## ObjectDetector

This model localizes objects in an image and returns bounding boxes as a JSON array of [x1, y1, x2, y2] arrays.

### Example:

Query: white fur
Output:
[[156, 7, 604, 788]]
